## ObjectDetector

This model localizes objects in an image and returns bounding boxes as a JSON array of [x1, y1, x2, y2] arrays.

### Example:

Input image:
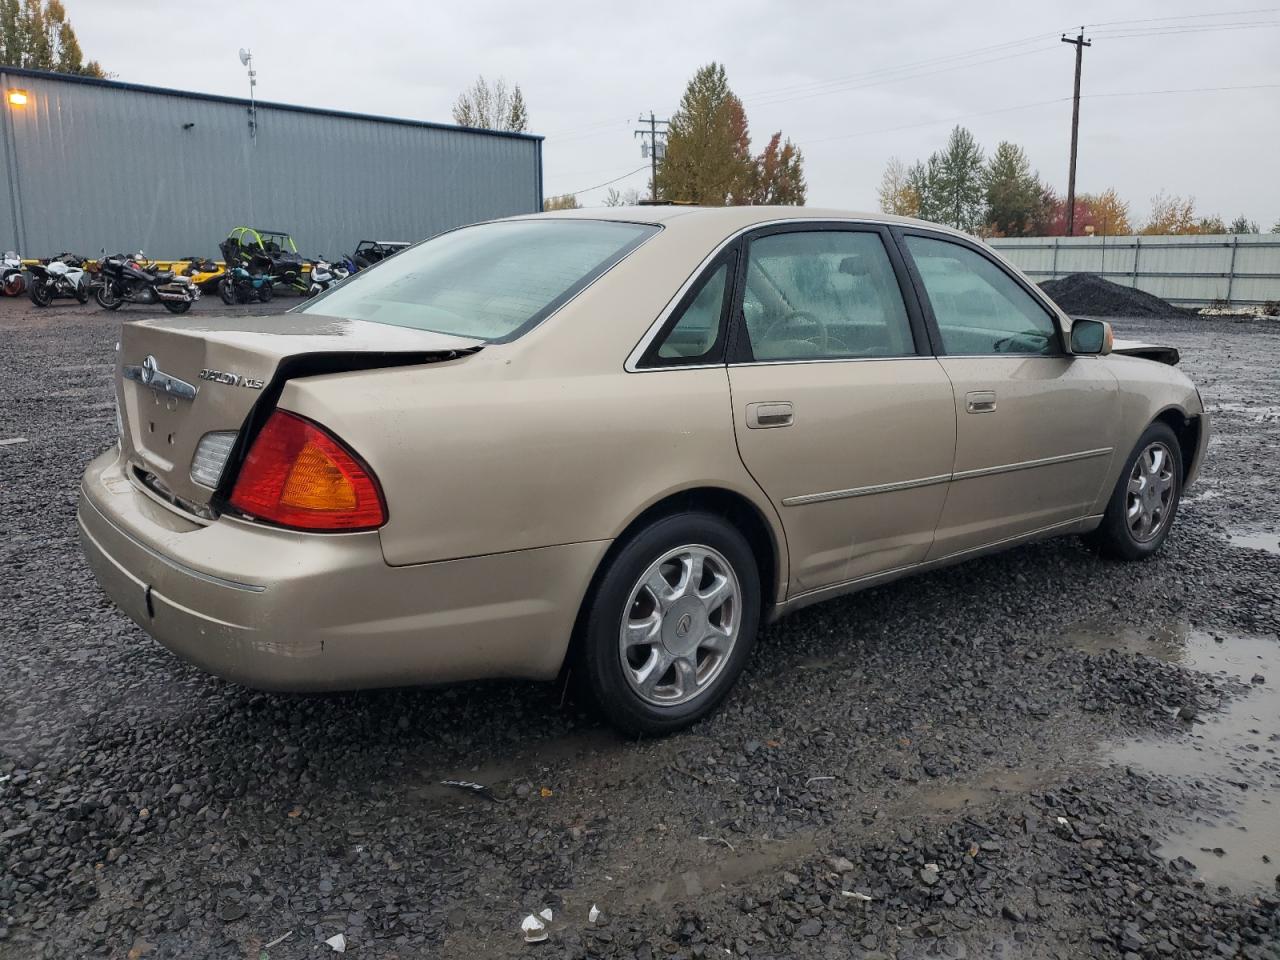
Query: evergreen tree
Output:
[[931, 126, 985, 232], [657, 63, 753, 205], [0, 0, 103, 76], [983, 141, 1042, 237]]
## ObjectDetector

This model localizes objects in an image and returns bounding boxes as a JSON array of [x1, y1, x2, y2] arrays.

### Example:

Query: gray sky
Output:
[[69, 1, 1280, 227]]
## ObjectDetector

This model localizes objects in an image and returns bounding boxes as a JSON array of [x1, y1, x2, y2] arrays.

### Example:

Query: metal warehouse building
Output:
[[0, 67, 543, 259]]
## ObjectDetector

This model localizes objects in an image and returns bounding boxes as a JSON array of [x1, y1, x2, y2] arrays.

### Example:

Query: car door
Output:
[[896, 230, 1119, 560], [726, 224, 957, 596]]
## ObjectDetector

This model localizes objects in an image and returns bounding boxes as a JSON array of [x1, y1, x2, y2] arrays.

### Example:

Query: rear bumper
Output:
[[78, 448, 608, 690]]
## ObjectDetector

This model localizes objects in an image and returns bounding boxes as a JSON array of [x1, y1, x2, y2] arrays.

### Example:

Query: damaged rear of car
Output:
[[79, 218, 658, 690]]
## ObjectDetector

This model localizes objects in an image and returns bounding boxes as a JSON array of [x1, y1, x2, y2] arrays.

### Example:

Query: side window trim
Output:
[[726, 222, 932, 365], [636, 244, 740, 369], [890, 226, 1067, 356]]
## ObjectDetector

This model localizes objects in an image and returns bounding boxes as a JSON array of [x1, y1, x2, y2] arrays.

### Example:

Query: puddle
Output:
[[1226, 531, 1280, 556], [1072, 624, 1279, 893], [624, 834, 815, 906]]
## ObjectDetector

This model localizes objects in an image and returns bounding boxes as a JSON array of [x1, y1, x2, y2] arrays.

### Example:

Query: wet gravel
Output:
[[1, 300, 1278, 959]]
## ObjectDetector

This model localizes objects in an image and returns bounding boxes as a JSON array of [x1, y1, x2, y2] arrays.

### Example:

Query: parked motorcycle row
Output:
[[1, 230, 411, 311]]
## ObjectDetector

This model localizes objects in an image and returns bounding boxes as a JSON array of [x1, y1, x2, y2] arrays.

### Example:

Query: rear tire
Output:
[[575, 512, 761, 736], [257, 283, 273, 303], [29, 282, 52, 307], [162, 299, 192, 314], [75, 283, 89, 304], [1084, 422, 1183, 561]]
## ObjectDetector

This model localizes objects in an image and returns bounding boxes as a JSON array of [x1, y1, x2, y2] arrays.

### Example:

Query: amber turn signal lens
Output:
[[229, 410, 386, 530]]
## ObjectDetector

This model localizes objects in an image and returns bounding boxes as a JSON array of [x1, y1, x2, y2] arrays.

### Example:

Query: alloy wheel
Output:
[[619, 544, 741, 707], [1126, 440, 1176, 542]]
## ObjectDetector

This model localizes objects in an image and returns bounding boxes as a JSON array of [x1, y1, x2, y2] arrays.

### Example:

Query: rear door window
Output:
[[640, 256, 735, 367]]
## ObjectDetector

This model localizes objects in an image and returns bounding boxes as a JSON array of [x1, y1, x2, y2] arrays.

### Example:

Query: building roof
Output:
[[0, 65, 543, 142]]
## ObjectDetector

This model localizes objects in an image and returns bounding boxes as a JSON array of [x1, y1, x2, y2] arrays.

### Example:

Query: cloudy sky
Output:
[[68, 1, 1280, 227]]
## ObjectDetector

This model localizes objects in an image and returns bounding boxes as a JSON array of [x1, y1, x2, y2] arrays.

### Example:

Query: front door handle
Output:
[[746, 401, 794, 429], [965, 390, 997, 414]]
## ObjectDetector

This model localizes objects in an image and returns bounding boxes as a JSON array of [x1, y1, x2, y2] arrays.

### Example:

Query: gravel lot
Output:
[[1, 298, 1277, 959]]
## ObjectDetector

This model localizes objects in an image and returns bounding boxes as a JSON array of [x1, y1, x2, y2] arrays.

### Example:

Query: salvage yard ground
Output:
[[0, 299, 1277, 959]]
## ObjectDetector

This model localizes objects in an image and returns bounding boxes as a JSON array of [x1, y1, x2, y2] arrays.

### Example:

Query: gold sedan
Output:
[[79, 207, 1209, 734]]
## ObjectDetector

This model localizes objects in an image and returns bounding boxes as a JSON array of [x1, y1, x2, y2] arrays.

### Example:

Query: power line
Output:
[[800, 82, 1280, 146], [1080, 7, 1278, 30], [557, 164, 650, 198]]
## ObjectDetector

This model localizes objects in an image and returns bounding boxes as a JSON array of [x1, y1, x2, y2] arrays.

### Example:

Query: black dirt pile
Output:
[[1040, 272, 1192, 318]]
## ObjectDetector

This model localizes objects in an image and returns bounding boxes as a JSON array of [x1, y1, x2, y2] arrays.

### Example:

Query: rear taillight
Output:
[[228, 410, 386, 531]]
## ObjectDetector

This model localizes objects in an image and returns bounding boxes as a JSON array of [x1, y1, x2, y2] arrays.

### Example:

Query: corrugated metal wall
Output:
[[0, 69, 542, 259], [989, 234, 1280, 307]]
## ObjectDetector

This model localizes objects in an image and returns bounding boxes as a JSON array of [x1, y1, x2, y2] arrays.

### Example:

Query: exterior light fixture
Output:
[[7, 89, 29, 107]]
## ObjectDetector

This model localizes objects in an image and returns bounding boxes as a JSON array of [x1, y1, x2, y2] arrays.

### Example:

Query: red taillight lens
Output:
[[229, 410, 386, 531]]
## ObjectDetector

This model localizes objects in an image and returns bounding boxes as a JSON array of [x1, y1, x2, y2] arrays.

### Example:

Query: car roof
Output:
[[507, 205, 974, 241]]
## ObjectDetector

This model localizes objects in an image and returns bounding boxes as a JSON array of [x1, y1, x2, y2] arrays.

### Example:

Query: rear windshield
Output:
[[301, 219, 658, 342]]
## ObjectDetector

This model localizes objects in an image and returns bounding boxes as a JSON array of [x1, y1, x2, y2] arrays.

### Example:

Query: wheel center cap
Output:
[[663, 597, 706, 657]]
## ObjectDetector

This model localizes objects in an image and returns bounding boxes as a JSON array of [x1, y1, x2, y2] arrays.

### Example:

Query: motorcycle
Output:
[[95, 252, 201, 314], [28, 253, 90, 307], [306, 257, 350, 297], [2, 251, 25, 296], [218, 262, 276, 304]]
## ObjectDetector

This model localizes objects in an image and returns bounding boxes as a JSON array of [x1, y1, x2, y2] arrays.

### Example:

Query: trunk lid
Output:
[[115, 313, 481, 514]]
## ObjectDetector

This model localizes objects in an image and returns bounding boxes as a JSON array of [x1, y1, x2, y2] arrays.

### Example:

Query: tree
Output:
[[0, 0, 103, 76], [905, 159, 941, 223], [1228, 215, 1260, 234], [983, 141, 1043, 237], [542, 194, 580, 211], [452, 75, 528, 132], [1272, 218, 1280, 234], [1141, 192, 1199, 235], [877, 156, 919, 217], [1084, 188, 1132, 236], [750, 132, 806, 205], [657, 63, 753, 205], [657, 62, 805, 207], [603, 187, 643, 207], [1194, 215, 1226, 235], [925, 126, 985, 232]]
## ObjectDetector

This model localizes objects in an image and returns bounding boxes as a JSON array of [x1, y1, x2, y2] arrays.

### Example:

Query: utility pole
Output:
[[634, 112, 669, 202], [1061, 27, 1091, 236]]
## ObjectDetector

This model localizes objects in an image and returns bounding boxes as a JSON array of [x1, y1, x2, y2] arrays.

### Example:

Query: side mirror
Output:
[[1070, 318, 1113, 356]]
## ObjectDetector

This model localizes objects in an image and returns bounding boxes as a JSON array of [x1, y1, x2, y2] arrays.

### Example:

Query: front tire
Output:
[[29, 282, 52, 307], [1084, 422, 1183, 560], [75, 283, 90, 304], [257, 283, 273, 303], [95, 282, 122, 310], [576, 512, 761, 736], [218, 277, 236, 306]]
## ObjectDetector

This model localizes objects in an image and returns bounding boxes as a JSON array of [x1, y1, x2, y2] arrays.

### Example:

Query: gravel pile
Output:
[[2, 303, 1279, 958], [1040, 273, 1192, 319]]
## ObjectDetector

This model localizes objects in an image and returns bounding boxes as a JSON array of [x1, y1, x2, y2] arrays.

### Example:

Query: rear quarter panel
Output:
[[278, 353, 777, 576]]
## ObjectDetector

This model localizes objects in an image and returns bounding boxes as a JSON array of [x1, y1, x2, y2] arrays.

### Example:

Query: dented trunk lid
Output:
[[115, 313, 481, 513]]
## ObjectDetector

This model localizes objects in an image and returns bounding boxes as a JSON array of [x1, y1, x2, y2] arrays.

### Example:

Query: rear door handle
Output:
[[746, 401, 793, 429], [965, 390, 997, 414]]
